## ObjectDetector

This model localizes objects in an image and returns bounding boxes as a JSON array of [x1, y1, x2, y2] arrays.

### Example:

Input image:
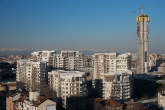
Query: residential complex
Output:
[[32, 50, 84, 71], [16, 60, 47, 92], [48, 70, 87, 107], [1, 2, 165, 110]]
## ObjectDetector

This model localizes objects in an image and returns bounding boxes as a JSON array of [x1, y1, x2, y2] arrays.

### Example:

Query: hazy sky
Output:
[[0, 0, 165, 53]]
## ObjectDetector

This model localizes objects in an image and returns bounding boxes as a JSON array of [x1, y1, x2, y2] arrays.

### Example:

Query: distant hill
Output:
[[0, 48, 40, 56]]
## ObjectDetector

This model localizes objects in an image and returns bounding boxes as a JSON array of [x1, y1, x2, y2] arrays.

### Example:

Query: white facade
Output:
[[48, 70, 87, 107], [31, 50, 56, 67], [16, 60, 47, 91], [96, 70, 132, 100], [55, 50, 84, 71], [93, 52, 131, 79], [158, 90, 165, 110], [31, 50, 84, 71]]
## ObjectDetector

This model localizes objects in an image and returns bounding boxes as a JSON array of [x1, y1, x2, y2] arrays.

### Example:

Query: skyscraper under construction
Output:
[[136, 14, 150, 73]]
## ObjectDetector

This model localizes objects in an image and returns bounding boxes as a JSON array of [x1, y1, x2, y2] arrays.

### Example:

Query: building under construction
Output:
[[136, 14, 150, 73]]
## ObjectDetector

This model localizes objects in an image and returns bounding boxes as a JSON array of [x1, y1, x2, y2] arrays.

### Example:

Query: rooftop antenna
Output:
[[139, 3, 144, 14]]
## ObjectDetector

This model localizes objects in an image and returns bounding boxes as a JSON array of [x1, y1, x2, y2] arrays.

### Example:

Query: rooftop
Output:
[[50, 70, 85, 76], [33, 96, 48, 107], [138, 14, 149, 17], [95, 98, 123, 107]]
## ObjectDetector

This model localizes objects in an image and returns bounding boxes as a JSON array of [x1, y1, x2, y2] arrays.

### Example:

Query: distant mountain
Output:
[[0, 48, 40, 56]]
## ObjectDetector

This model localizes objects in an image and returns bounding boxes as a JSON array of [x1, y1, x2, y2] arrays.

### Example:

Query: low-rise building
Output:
[[6, 91, 56, 110]]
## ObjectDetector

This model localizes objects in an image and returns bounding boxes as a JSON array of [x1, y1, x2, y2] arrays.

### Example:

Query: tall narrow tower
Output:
[[136, 14, 150, 73]]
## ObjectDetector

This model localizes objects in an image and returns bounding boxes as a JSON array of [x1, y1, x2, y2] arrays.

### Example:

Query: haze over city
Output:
[[0, 0, 165, 53], [1, 0, 165, 110]]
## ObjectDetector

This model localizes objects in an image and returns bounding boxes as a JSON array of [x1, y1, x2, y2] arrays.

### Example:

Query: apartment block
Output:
[[31, 50, 56, 67], [149, 54, 162, 72], [158, 56, 165, 73], [94, 70, 133, 101], [93, 52, 131, 79], [16, 60, 47, 92], [104, 71, 132, 100], [31, 50, 84, 71], [48, 70, 87, 107], [55, 50, 84, 71]]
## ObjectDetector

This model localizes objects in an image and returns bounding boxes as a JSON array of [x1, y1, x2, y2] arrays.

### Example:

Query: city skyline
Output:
[[0, 0, 165, 53]]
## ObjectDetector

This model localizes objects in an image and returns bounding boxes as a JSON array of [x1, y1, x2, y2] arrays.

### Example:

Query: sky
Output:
[[0, 0, 165, 53]]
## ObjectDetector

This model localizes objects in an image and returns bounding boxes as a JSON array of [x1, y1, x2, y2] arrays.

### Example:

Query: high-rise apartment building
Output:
[[149, 54, 161, 72], [16, 60, 47, 92], [136, 14, 150, 73], [31, 50, 56, 67], [55, 50, 84, 71], [94, 70, 132, 100], [93, 53, 131, 79], [102, 71, 132, 100], [31, 50, 84, 71], [158, 56, 165, 73], [48, 70, 87, 107]]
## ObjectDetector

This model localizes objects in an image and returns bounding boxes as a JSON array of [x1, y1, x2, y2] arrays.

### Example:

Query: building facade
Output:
[[158, 90, 165, 110], [100, 71, 133, 100], [136, 14, 150, 73], [16, 60, 47, 92], [48, 70, 87, 107], [31, 50, 84, 71], [55, 50, 84, 71], [93, 52, 131, 79], [31, 50, 56, 67]]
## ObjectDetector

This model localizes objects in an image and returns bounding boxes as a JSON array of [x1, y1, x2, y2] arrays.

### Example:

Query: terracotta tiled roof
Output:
[[7, 83, 16, 86], [7, 92, 17, 97], [33, 96, 48, 107], [95, 98, 123, 107], [125, 101, 138, 104], [16, 93, 28, 102], [95, 98, 104, 102], [105, 100, 123, 107], [2, 82, 16, 86]]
